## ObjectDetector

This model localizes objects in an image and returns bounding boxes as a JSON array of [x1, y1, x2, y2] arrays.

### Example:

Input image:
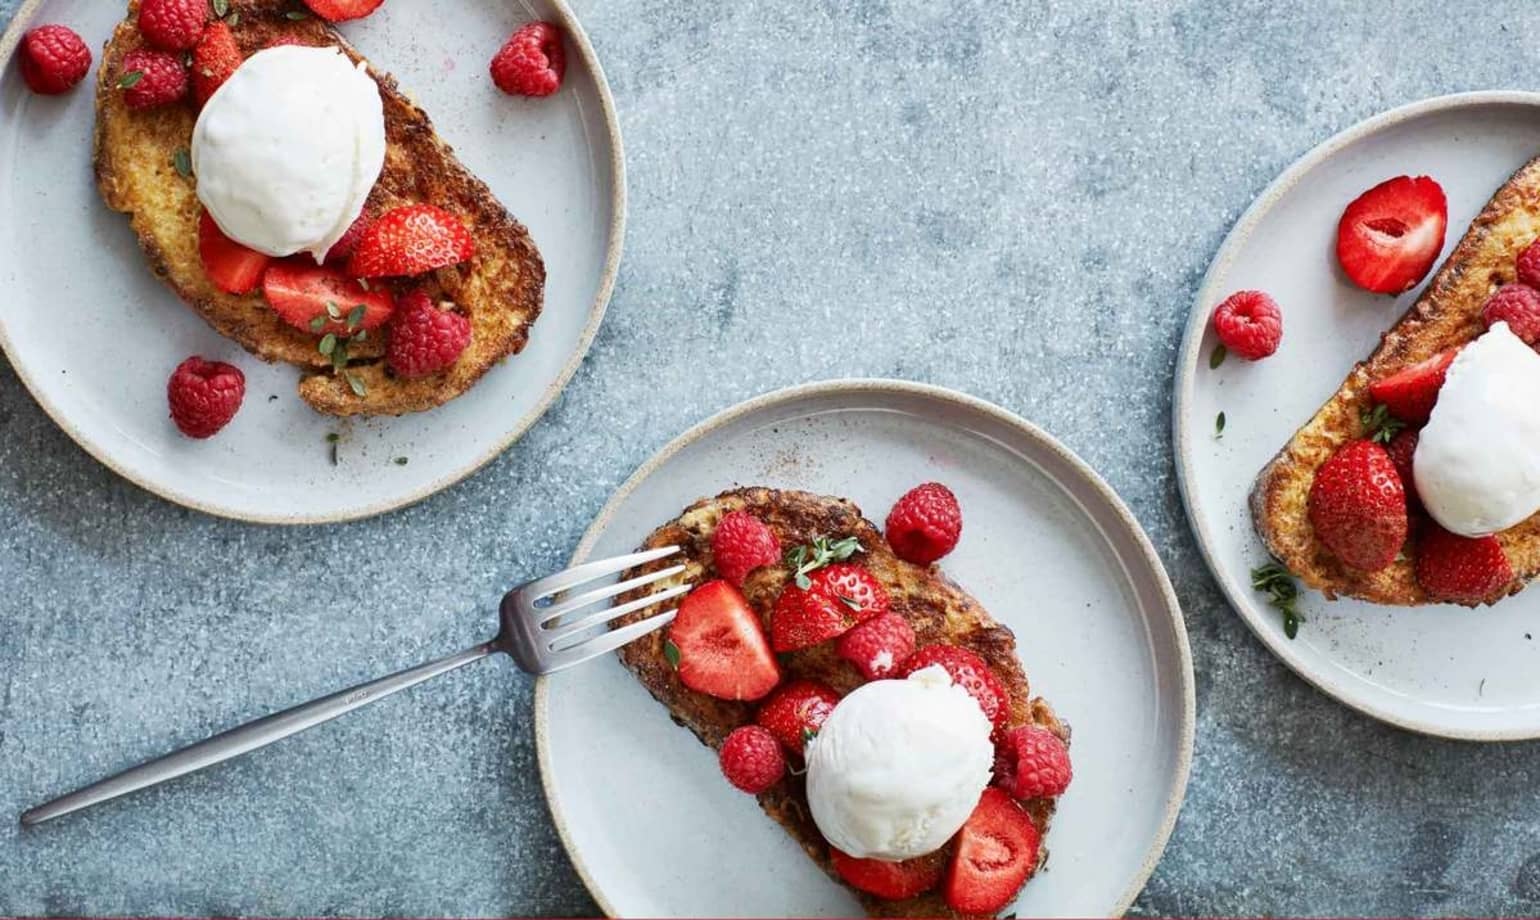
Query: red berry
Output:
[[1384, 428, 1422, 515], [138, 0, 208, 51], [754, 680, 840, 755], [1415, 525, 1514, 606], [885, 482, 962, 565], [992, 724, 1072, 800], [718, 726, 785, 794], [491, 22, 566, 97], [386, 291, 473, 379], [1211, 290, 1283, 361], [324, 212, 373, 267], [769, 567, 883, 653], [943, 788, 1041, 915], [898, 645, 1008, 726], [711, 511, 780, 586], [18, 25, 92, 95], [261, 260, 396, 336], [667, 581, 780, 701], [832, 849, 946, 901], [199, 211, 271, 295], [1336, 175, 1448, 295], [119, 49, 188, 109], [1517, 238, 1540, 289], [303, 0, 386, 22], [348, 204, 475, 278], [809, 563, 889, 620], [836, 611, 916, 680], [1481, 284, 1540, 344], [167, 357, 244, 438], [190, 21, 243, 106], [1307, 440, 1409, 572], [1368, 348, 1460, 424]]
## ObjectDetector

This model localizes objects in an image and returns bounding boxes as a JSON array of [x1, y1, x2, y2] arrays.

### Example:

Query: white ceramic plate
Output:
[[538, 380, 1194, 918], [1175, 91, 1540, 740], [0, 0, 622, 523]]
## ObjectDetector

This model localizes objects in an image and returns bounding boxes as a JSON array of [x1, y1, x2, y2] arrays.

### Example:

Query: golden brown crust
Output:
[[611, 487, 1069, 918], [94, 0, 545, 417], [1251, 156, 1540, 606]]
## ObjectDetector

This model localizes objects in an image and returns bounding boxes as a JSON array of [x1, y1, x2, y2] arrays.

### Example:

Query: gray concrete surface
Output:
[[5, 0, 1540, 915]]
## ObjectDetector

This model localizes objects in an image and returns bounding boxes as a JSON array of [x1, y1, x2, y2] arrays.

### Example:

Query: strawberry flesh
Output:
[[1336, 175, 1448, 294], [261, 260, 396, 336], [943, 787, 1041, 915], [832, 849, 945, 901], [198, 211, 270, 295], [667, 580, 780, 701], [1369, 348, 1460, 424]]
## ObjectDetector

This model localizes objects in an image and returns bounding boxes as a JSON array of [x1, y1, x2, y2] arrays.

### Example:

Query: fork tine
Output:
[[546, 581, 693, 647], [536, 564, 688, 626], [544, 608, 680, 674], [523, 546, 680, 601]]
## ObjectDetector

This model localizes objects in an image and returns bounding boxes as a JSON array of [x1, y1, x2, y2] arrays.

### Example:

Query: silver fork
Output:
[[20, 546, 689, 827]]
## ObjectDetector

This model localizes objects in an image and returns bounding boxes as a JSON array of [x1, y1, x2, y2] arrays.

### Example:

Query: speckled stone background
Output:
[[5, 0, 1540, 916]]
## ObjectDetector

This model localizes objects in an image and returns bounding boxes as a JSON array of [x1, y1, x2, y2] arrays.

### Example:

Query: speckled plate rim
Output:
[[535, 377, 1196, 918], [0, 0, 626, 525], [1172, 90, 1540, 741]]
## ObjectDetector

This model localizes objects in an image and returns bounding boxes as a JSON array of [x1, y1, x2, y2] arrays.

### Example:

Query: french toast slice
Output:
[[611, 487, 1069, 918], [94, 0, 545, 417], [1251, 156, 1540, 606]]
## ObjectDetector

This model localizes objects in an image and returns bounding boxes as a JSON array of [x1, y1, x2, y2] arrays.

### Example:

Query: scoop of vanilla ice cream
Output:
[[191, 45, 386, 261], [805, 664, 994, 861]]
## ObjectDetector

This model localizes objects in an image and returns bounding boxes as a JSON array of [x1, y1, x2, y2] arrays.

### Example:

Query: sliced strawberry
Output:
[[324, 211, 373, 267], [754, 680, 840, 754], [1368, 348, 1460, 425], [943, 787, 1041, 915], [832, 849, 945, 901], [808, 563, 889, 622], [1415, 525, 1514, 606], [303, 0, 385, 22], [898, 644, 1009, 725], [1336, 175, 1447, 294], [198, 211, 270, 295], [261, 260, 396, 336], [666, 580, 780, 701], [770, 585, 847, 652], [190, 21, 241, 105], [348, 204, 475, 278]]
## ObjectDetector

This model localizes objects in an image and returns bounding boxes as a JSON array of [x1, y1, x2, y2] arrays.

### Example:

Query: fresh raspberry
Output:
[[1383, 428, 1422, 514], [836, 611, 916, 680], [119, 49, 188, 109], [386, 291, 472, 378], [992, 724, 1072, 800], [490, 22, 566, 97], [711, 511, 780, 585], [718, 725, 785, 794], [138, 0, 208, 51], [1517, 238, 1540, 290], [167, 357, 244, 438], [348, 204, 475, 278], [1415, 526, 1514, 606], [755, 680, 840, 755], [1212, 290, 1283, 360], [1307, 440, 1408, 572], [324, 212, 373, 267], [885, 482, 963, 564], [1481, 284, 1540, 344], [303, 0, 386, 22], [191, 21, 242, 106], [898, 644, 1008, 725], [18, 25, 92, 95]]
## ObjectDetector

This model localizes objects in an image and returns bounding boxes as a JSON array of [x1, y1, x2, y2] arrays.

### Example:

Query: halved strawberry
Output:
[[666, 580, 780, 701], [198, 211, 270, 295], [261, 261, 396, 336], [832, 849, 946, 901], [943, 787, 1041, 915], [809, 563, 890, 621], [898, 644, 1009, 725], [303, 0, 385, 22], [190, 21, 241, 105], [1336, 175, 1447, 294], [754, 679, 840, 754], [348, 204, 475, 278], [1368, 348, 1460, 424], [1415, 525, 1514, 606]]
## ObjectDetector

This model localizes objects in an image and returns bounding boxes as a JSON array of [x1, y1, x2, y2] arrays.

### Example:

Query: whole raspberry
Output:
[[992, 724, 1072, 800], [18, 25, 92, 95], [885, 482, 962, 564], [138, 0, 208, 51], [1517, 238, 1540, 289], [718, 725, 785, 794], [1481, 284, 1540, 343], [490, 22, 566, 97], [711, 511, 780, 586], [1212, 289, 1283, 360], [167, 357, 245, 438], [386, 291, 472, 378], [836, 611, 916, 680], [1383, 428, 1422, 514], [119, 49, 188, 109]]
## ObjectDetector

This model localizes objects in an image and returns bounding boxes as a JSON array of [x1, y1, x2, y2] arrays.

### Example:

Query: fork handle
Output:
[[20, 640, 499, 826]]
